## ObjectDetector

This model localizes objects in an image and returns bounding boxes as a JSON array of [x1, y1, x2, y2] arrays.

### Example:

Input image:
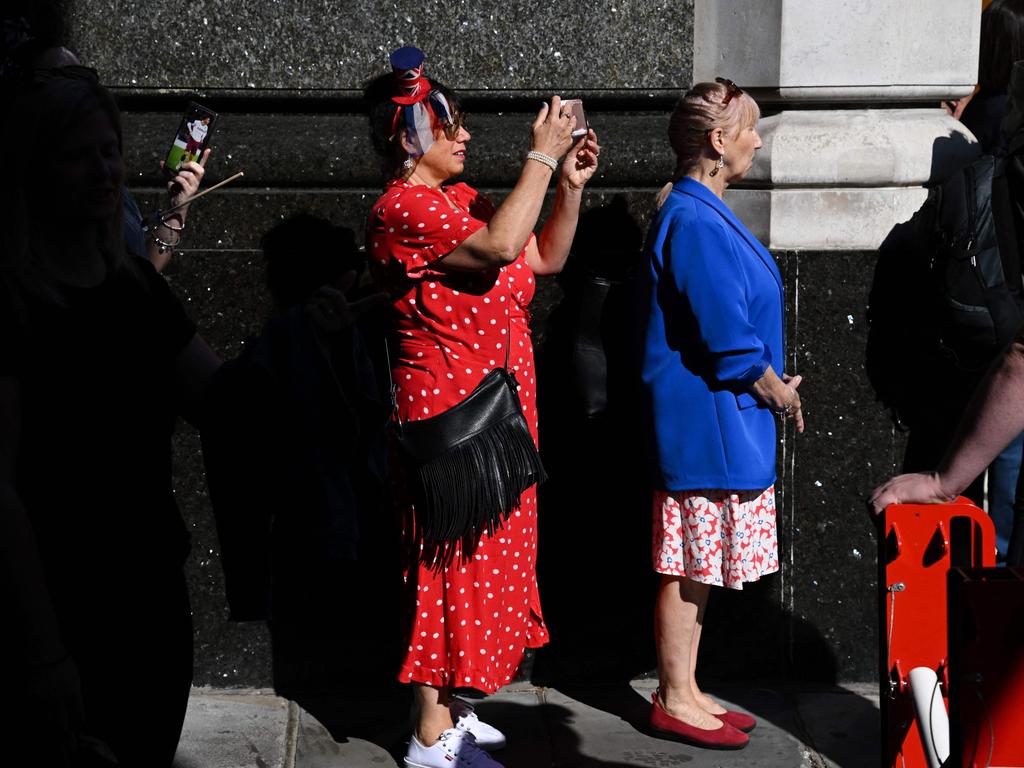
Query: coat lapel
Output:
[[674, 178, 783, 296]]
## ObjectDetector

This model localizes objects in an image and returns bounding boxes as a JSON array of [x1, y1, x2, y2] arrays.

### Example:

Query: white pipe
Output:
[[908, 666, 950, 768]]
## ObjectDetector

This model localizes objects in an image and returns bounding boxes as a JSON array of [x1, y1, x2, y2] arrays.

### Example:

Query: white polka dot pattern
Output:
[[366, 179, 547, 693]]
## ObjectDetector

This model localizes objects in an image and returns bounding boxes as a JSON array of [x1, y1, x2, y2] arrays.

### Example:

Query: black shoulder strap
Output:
[[992, 154, 1024, 301], [386, 270, 515, 427]]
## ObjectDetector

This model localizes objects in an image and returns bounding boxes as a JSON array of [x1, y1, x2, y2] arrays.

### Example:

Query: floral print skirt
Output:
[[652, 486, 779, 590]]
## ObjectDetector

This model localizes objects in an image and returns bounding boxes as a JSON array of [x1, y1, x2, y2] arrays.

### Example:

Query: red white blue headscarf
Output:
[[389, 46, 454, 157]]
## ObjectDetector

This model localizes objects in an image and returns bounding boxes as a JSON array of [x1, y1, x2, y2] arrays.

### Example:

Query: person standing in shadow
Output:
[[0, 69, 222, 767], [199, 214, 402, 735]]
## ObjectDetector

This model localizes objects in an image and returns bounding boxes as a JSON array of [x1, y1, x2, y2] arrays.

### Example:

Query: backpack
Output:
[[867, 152, 1024, 428]]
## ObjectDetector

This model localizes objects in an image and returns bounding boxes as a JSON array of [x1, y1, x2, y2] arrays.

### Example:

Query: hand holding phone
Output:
[[165, 148, 210, 208], [164, 102, 217, 177], [561, 99, 589, 138]]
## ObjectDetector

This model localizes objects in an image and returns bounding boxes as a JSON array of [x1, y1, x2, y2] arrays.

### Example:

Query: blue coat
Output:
[[639, 177, 785, 491]]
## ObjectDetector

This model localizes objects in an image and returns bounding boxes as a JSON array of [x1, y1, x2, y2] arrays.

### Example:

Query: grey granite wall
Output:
[[70, 0, 693, 93], [60, 0, 898, 688]]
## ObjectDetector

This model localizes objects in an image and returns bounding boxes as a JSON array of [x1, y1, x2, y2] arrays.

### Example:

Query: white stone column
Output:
[[693, 0, 982, 250]]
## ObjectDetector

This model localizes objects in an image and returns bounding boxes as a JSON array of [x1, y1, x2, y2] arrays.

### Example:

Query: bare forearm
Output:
[[534, 182, 584, 276], [146, 239, 172, 272], [145, 212, 186, 274], [482, 160, 555, 260], [938, 339, 1024, 495]]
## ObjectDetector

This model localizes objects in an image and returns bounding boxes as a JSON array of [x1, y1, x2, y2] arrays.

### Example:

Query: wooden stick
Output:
[[162, 170, 245, 215]]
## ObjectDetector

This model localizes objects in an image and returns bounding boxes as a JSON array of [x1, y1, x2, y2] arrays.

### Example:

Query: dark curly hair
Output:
[[363, 71, 461, 180]]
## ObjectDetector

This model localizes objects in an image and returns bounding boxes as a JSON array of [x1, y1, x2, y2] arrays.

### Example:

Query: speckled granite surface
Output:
[[54, 0, 895, 687], [69, 0, 692, 92]]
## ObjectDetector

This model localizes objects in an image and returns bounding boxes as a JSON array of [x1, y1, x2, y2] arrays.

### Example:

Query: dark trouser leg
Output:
[[1009, 457, 1024, 567], [73, 567, 194, 768]]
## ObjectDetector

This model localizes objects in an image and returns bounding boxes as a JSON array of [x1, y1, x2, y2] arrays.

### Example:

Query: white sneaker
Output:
[[404, 728, 504, 768], [450, 698, 507, 751]]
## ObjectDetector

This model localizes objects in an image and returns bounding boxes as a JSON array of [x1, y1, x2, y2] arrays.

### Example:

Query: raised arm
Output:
[[528, 129, 600, 277], [440, 98, 576, 271], [147, 149, 211, 273]]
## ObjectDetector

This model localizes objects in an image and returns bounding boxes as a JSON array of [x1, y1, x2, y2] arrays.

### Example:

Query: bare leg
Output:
[[414, 683, 454, 746], [688, 608, 726, 714], [654, 575, 723, 729]]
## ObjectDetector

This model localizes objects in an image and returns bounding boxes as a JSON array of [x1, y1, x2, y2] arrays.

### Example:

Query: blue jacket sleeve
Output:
[[666, 216, 770, 385]]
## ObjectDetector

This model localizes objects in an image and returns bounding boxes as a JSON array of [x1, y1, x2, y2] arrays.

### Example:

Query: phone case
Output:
[[164, 102, 217, 175], [562, 99, 588, 138]]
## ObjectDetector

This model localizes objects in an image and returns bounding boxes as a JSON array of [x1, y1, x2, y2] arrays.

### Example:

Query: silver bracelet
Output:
[[527, 151, 558, 171], [150, 233, 177, 253]]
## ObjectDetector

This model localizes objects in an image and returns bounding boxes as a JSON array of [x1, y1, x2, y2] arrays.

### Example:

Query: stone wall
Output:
[[62, 0, 924, 687]]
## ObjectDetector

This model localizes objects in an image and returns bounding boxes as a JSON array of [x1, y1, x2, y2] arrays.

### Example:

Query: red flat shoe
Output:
[[648, 693, 749, 750], [718, 710, 756, 733]]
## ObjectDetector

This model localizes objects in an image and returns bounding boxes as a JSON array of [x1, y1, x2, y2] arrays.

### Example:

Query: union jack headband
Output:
[[388, 45, 454, 157]]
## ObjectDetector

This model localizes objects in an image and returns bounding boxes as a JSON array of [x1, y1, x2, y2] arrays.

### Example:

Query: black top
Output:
[[961, 91, 1009, 154], [0, 260, 196, 592]]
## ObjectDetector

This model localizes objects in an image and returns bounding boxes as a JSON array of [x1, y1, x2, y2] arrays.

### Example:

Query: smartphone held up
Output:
[[561, 99, 588, 138], [164, 102, 217, 176]]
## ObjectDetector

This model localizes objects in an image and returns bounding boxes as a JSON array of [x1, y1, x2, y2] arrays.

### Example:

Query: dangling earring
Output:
[[709, 155, 725, 177], [403, 157, 416, 171]]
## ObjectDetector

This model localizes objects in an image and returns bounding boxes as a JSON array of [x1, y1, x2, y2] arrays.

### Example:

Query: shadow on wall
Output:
[[928, 131, 982, 184], [533, 194, 656, 684]]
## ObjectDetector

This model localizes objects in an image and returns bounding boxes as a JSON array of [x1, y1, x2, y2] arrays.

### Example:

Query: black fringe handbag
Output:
[[389, 317, 546, 566]]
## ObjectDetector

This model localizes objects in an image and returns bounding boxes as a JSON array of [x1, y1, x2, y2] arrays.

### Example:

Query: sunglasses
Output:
[[715, 77, 744, 107], [441, 112, 467, 141]]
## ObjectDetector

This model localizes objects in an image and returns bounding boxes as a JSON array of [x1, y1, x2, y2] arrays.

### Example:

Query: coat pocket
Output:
[[735, 391, 759, 410]]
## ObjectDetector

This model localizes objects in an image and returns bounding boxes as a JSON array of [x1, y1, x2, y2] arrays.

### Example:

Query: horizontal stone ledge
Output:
[[109, 87, 966, 113], [747, 109, 979, 188], [109, 88, 690, 107], [121, 112, 676, 188], [772, 85, 976, 102], [725, 187, 929, 251]]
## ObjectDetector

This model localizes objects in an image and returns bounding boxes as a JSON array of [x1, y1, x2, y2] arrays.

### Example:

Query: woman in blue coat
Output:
[[639, 79, 805, 749]]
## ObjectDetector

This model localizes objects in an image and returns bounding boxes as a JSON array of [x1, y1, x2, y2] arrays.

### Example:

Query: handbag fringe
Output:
[[411, 415, 546, 568]]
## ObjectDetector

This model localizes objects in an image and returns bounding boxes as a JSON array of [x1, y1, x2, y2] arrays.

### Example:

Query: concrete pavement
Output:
[[173, 680, 879, 768]]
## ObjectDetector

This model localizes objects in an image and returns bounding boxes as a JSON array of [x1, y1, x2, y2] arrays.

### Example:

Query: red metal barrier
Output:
[[880, 500, 996, 768], [948, 567, 1024, 768]]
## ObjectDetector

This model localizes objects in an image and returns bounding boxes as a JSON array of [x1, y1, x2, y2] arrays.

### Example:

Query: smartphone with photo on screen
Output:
[[163, 101, 217, 176], [561, 99, 588, 139]]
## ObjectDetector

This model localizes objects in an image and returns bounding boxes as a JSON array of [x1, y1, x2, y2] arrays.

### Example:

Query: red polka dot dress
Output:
[[367, 178, 548, 693]]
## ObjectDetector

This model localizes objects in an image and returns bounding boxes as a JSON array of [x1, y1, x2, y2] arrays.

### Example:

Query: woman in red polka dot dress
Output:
[[364, 48, 599, 768]]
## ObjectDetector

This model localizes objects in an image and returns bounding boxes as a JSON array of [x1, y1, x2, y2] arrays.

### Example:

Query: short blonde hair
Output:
[[668, 81, 761, 179]]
